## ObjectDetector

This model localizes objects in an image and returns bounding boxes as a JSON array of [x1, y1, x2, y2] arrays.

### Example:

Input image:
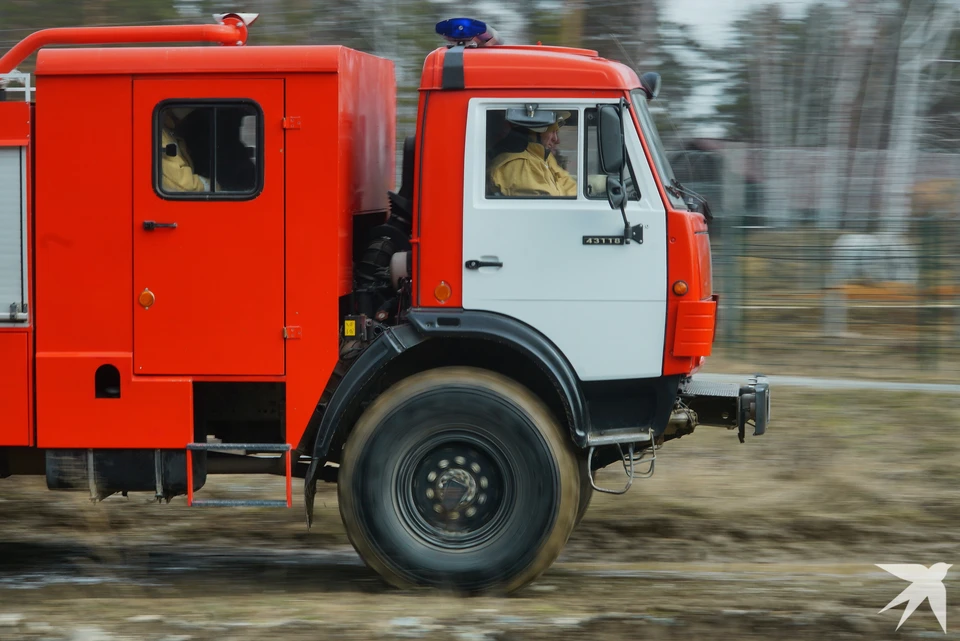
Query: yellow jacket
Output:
[[161, 127, 210, 193], [489, 142, 577, 198]]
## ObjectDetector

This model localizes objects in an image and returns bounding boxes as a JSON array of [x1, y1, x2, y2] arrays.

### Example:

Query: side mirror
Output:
[[640, 72, 661, 100], [605, 175, 626, 211], [597, 104, 624, 175]]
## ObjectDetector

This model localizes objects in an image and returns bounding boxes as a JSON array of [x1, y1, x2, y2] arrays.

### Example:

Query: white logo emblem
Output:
[[877, 563, 950, 633]]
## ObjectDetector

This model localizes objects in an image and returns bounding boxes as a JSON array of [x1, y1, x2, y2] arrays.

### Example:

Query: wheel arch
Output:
[[302, 309, 589, 526]]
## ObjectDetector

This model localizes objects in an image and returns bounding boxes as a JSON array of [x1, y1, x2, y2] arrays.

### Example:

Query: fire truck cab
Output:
[[0, 14, 769, 594]]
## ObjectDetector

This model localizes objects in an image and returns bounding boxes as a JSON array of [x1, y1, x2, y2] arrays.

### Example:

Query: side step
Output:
[[185, 443, 293, 508]]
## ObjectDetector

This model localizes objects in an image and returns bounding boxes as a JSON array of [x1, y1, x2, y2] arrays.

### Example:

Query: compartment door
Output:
[[0, 146, 27, 325], [132, 79, 285, 376]]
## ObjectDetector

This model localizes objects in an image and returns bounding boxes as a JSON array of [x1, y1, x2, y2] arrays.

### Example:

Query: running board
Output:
[[189, 499, 290, 508], [584, 428, 654, 448], [185, 443, 293, 508]]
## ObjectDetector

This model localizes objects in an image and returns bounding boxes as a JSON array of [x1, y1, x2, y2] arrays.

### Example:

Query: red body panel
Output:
[[33, 73, 194, 447], [283, 73, 342, 449], [28, 45, 394, 451], [0, 101, 33, 447], [34, 75, 134, 355], [413, 90, 468, 308], [131, 77, 286, 376], [0, 102, 29, 144], [282, 52, 395, 449], [36, 354, 193, 449], [0, 333, 30, 446]]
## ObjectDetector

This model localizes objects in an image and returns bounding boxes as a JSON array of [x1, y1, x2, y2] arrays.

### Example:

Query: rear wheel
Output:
[[337, 366, 580, 594]]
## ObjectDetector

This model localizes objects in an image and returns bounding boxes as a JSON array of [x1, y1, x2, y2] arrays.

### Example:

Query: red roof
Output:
[[33, 41, 641, 93], [34, 44, 361, 76], [420, 45, 642, 91]]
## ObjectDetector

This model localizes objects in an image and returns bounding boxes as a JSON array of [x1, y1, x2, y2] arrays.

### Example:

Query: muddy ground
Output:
[[3, 385, 960, 640]]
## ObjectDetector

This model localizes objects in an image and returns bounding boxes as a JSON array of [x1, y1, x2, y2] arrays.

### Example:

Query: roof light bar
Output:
[[435, 18, 501, 47]]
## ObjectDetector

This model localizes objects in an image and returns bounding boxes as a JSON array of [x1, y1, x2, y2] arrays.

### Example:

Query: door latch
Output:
[[143, 221, 177, 231], [465, 259, 503, 270]]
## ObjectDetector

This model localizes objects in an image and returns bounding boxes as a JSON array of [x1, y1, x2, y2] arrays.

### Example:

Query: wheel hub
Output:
[[402, 439, 507, 544], [435, 467, 478, 511]]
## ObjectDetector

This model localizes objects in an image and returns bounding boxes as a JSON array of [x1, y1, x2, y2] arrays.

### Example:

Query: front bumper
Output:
[[676, 374, 770, 443]]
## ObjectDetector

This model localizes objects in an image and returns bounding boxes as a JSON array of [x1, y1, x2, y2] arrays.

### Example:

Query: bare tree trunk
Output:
[[880, 0, 957, 235], [560, 0, 585, 49], [817, 0, 877, 231], [847, 14, 900, 229]]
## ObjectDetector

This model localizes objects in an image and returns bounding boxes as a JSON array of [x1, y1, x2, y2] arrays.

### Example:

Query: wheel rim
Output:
[[395, 429, 513, 549]]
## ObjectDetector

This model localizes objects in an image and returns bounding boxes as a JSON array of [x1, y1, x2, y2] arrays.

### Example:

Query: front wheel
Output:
[[337, 366, 580, 595]]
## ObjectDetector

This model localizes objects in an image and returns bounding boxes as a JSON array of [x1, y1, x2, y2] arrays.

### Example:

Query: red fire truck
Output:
[[0, 13, 769, 594]]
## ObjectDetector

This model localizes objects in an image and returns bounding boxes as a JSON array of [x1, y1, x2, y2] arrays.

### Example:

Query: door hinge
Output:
[[283, 326, 302, 339], [282, 116, 302, 130]]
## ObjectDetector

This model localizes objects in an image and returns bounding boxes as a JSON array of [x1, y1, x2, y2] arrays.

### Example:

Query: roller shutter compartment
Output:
[[0, 147, 27, 324]]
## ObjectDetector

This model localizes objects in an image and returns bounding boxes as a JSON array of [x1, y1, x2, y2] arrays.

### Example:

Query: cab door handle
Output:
[[465, 259, 503, 270], [143, 221, 177, 231]]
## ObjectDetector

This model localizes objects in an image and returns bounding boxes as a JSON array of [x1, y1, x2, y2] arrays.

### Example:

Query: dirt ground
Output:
[[3, 386, 960, 640]]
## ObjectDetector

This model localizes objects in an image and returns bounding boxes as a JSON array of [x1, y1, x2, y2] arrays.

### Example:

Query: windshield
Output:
[[629, 89, 685, 208]]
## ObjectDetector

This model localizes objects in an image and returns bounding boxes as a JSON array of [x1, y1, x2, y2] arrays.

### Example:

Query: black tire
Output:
[[337, 366, 580, 594]]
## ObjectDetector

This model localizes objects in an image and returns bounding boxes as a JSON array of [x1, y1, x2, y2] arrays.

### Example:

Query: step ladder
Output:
[[185, 442, 293, 507]]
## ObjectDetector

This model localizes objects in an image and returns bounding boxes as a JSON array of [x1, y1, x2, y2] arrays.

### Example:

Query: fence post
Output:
[[918, 213, 939, 369], [728, 211, 750, 354], [822, 225, 847, 338]]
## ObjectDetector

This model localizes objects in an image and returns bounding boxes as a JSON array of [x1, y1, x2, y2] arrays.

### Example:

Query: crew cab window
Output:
[[484, 108, 580, 199], [583, 108, 640, 202], [154, 100, 262, 199]]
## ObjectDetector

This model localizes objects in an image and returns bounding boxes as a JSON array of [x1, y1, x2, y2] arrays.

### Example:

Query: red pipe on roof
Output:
[[0, 17, 249, 74]]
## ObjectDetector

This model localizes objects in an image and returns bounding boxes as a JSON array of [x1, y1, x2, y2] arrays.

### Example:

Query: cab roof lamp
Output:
[[436, 18, 502, 47], [213, 12, 260, 27]]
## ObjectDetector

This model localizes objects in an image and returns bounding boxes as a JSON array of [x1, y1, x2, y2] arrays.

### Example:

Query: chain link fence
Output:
[[673, 146, 960, 382]]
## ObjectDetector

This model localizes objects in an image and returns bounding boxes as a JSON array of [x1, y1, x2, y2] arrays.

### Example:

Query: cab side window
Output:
[[155, 101, 262, 199], [484, 107, 580, 199], [583, 108, 640, 201]]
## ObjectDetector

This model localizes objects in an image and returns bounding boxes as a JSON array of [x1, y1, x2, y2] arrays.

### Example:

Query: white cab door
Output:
[[462, 99, 667, 381]]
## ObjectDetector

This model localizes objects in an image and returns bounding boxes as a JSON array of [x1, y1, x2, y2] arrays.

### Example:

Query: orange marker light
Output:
[[672, 281, 688, 296], [434, 281, 452, 304], [138, 288, 156, 308]]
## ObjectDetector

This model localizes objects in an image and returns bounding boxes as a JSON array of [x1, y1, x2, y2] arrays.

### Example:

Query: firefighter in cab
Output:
[[488, 110, 577, 198]]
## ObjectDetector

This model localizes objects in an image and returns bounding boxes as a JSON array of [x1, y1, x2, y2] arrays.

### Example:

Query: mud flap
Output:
[[302, 324, 424, 528]]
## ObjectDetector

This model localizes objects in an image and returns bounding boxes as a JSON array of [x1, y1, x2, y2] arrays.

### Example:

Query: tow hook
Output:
[[737, 375, 770, 443], [676, 374, 771, 443]]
